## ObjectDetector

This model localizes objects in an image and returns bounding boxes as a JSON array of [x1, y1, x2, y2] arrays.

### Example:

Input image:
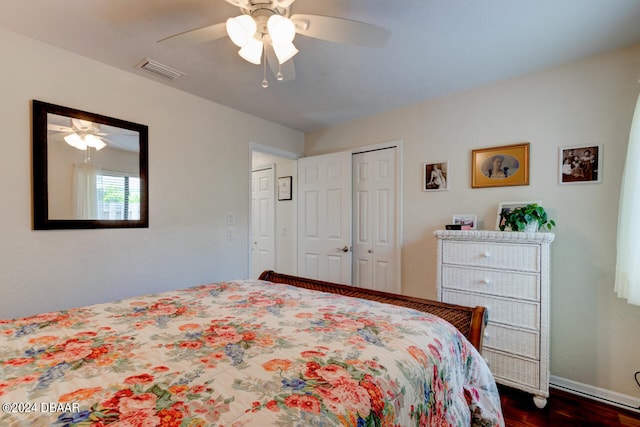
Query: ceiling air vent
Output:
[[136, 58, 185, 81]]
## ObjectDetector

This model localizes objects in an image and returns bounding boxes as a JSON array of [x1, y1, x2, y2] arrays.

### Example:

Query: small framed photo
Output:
[[495, 201, 541, 230], [472, 143, 530, 188], [423, 161, 448, 191], [277, 176, 292, 201], [559, 144, 602, 185], [452, 214, 477, 230]]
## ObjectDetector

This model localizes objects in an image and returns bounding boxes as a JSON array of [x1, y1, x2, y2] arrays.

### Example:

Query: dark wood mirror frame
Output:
[[32, 100, 149, 229]]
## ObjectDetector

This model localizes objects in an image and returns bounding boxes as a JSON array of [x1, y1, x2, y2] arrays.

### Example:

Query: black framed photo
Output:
[[277, 176, 292, 201], [559, 144, 602, 184]]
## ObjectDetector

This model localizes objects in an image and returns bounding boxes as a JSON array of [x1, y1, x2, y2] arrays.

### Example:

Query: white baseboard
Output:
[[550, 375, 640, 413]]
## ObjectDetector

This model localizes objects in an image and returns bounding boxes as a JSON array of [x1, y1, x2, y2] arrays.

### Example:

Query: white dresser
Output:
[[434, 230, 554, 408]]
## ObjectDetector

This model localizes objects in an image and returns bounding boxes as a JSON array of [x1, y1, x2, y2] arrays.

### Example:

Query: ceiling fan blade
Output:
[[99, 135, 139, 152], [47, 124, 73, 133], [291, 14, 390, 48], [265, 38, 296, 82], [96, 123, 138, 136], [157, 22, 227, 47], [223, 0, 251, 8]]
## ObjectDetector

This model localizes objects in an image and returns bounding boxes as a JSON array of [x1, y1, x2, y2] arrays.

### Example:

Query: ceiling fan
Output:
[[157, 0, 391, 86], [48, 116, 138, 153]]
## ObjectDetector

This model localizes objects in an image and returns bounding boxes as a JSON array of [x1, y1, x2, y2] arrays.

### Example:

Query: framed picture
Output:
[[277, 176, 292, 201], [452, 214, 477, 230], [423, 161, 448, 191], [472, 143, 530, 188], [495, 200, 541, 230], [559, 144, 602, 185]]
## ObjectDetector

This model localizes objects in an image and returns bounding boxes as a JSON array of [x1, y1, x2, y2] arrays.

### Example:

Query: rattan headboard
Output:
[[258, 270, 486, 351]]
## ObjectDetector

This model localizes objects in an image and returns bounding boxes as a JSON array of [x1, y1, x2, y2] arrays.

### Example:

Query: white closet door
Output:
[[352, 148, 399, 293], [297, 151, 352, 285]]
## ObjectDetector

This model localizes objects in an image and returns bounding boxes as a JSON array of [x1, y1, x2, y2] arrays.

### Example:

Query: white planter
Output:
[[524, 222, 539, 233]]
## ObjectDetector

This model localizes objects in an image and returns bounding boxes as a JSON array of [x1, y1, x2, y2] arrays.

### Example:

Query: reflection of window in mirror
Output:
[[96, 173, 141, 220], [33, 100, 148, 229], [65, 170, 141, 220]]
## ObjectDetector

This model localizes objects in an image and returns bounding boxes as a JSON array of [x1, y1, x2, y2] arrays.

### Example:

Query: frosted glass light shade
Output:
[[64, 133, 85, 150], [84, 134, 106, 150], [238, 36, 263, 64], [226, 15, 257, 47], [267, 15, 295, 45]]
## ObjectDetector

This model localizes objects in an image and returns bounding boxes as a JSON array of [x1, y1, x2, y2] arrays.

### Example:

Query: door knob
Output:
[[337, 246, 350, 253]]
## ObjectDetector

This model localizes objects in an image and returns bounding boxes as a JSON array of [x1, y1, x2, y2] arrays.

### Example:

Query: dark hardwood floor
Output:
[[499, 385, 640, 427]]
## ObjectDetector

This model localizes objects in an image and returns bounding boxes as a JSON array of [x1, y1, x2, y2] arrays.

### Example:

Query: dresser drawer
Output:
[[442, 241, 540, 272], [484, 323, 539, 359], [442, 290, 540, 329], [484, 349, 540, 389], [442, 265, 540, 300]]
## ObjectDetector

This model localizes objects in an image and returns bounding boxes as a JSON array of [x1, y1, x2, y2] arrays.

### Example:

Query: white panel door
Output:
[[251, 167, 275, 278], [352, 148, 399, 293], [297, 151, 352, 285]]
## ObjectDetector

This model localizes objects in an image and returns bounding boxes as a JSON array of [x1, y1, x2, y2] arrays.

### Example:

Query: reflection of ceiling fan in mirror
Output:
[[47, 114, 140, 153], [157, 0, 391, 86]]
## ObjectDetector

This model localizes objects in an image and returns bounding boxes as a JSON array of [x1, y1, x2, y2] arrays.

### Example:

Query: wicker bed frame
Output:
[[258, 271, 487, 351]]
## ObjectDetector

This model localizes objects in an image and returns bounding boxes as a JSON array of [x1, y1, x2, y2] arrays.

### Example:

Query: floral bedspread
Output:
[[0, 279, 503, 427]]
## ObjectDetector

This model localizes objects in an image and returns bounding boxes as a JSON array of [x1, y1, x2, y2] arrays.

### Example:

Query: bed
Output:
[[0, 271, 503, 427]]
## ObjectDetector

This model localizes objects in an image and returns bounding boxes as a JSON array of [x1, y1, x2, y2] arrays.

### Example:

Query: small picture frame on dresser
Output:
[[452, 214, 477, 230], [495, 201, 541, 230]]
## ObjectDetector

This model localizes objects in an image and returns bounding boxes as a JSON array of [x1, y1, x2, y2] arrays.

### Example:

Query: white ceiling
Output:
[[2, 0, 640, 133]]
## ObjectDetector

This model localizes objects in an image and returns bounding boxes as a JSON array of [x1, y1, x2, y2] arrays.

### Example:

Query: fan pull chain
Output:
[[261, 47, 268, 88], [277, 63, 284, 81]]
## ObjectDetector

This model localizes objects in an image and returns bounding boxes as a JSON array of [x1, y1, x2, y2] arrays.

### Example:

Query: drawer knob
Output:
[[482, 251, 491, 258], [481, 278, 491, 285], [484, 331, 490, 338]]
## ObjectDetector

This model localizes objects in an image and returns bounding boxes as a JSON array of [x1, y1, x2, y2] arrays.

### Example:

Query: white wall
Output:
[[306, 44, 640, 398], [0, 28, 304, 319]]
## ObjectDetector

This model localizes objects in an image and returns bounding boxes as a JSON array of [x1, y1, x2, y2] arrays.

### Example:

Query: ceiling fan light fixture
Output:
[[272, 41, 298, 64], [267, 15, 296, 45], [238, 36, 263, 64], [226, 15, 256, 47], [64, 133, 106, 151]]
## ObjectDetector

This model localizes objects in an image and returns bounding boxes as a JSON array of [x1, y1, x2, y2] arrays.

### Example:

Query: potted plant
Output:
[[499, 203, 556, 232]]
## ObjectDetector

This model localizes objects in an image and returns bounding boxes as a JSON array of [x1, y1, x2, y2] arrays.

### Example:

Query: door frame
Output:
[[351, 140, 403, 289], [249, 143, 301, 278]]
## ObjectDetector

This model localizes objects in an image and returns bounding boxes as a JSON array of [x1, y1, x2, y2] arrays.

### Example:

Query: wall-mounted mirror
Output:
[[32, 100, 148, 229]]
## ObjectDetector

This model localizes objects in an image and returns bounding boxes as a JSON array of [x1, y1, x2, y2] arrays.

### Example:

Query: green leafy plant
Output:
[[499, 203, 556, 231]]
